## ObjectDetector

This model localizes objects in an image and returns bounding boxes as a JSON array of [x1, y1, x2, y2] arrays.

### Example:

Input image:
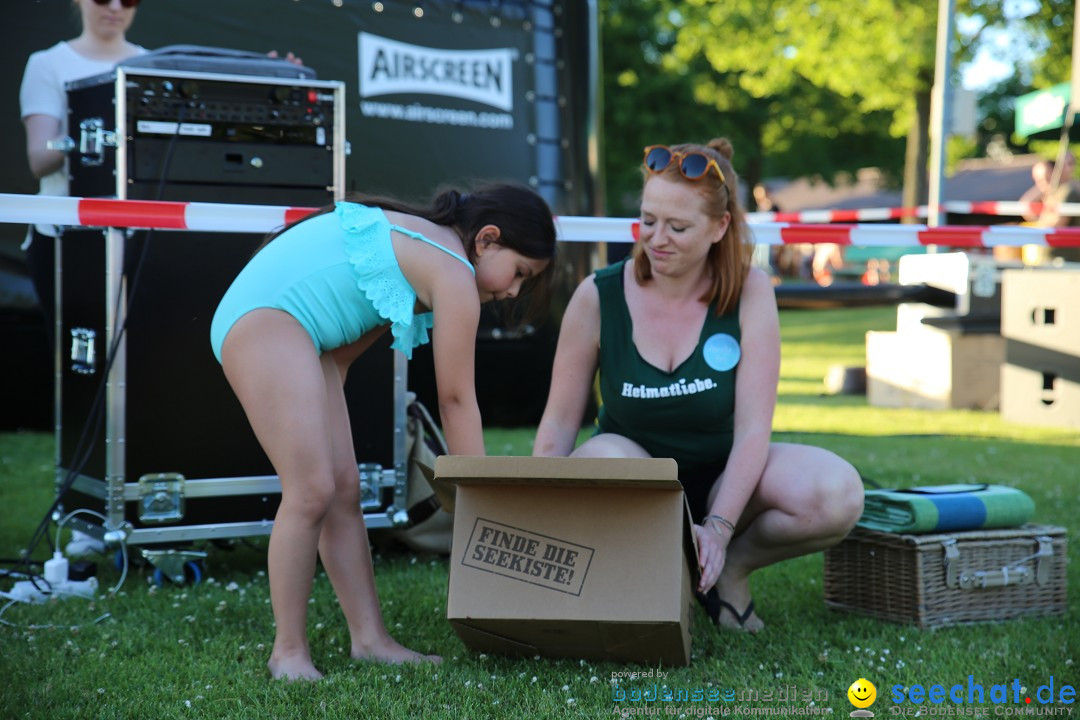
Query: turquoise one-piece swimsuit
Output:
[[209, 202, 474, 363]]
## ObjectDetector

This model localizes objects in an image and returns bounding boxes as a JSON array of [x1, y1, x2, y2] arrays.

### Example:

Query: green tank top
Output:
[[594, 260, 740, 471]]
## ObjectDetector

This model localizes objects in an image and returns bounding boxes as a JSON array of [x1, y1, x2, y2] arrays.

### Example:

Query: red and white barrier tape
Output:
[[739, 222, 1080, 248], [747, 201, 1080, 224], [0, 194, 315, 234], [552, 216, 1080, 247], [3, 193, 1080, 247], [747, 206, 926, 224]]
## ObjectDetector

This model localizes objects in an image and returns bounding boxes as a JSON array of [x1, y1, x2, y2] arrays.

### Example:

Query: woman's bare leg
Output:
[[220, 310, 336, 681], [570, 433, 652, 459], [314, 352, 440, 664], [709, 442, 864, 632], [574, 436, 863, 634]]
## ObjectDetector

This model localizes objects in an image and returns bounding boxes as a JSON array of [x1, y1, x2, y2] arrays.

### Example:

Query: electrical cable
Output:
[[0, 509, 129, 630], [0, 598, 112, 631], [0, 571, 43, 580], [55, 509, 128, 595]]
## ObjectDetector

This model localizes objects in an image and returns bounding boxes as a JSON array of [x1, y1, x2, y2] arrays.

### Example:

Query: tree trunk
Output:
[[902, 85, 932, 222], [744, 101, 767, 210]]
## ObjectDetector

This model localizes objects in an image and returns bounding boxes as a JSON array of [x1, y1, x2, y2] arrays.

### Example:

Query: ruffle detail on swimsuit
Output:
[[337, 202, 433, 359]]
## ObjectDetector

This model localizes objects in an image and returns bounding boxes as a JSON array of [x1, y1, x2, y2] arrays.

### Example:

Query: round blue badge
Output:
[[702, 333, 740, 372]]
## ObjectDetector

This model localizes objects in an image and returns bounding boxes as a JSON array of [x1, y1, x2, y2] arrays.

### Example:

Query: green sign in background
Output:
[[1015, 83, 1071, 139]]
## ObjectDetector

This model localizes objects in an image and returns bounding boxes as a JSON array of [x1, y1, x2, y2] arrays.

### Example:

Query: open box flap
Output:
[[434, 456, 680, 490]]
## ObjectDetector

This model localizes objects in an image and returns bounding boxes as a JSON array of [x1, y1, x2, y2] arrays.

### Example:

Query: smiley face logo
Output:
[[847, 678, 877, 709]]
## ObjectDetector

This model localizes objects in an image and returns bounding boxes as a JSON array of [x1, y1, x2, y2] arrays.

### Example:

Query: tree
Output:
[[600, 0, 750, 215], [667, 0, 938, 209], [958, 0, 1074, 88], [956, 0, 1076, 156], [600, 0, 904, 215], [973, 72, 1035, 155], [601, 0, 1076, 214]]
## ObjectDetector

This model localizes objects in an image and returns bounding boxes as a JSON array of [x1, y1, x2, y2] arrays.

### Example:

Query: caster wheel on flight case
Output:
[[153, 560, 204, 587]]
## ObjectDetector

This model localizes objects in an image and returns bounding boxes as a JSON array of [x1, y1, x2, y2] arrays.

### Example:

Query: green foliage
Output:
[[954, 0, 1076, 157], [1027, 139, 1080, 163], [974, 72, 1034, 154], [599, 0, 752, 215], [946, 135, 978, 173], [1030, 1, 1077, 88], [599, 0, 905, 215], [661, 0, 938, 199], [600, 0, 1077, 204], [672, 0, 936, 127], [959, 0, 1075, 89]]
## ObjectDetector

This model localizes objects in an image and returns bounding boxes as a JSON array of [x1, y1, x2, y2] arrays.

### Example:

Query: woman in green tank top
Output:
[[534, 139, 864, 634]]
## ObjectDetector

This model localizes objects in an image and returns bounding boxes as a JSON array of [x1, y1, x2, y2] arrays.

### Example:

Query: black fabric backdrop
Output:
[[5, 0, 596, 215]]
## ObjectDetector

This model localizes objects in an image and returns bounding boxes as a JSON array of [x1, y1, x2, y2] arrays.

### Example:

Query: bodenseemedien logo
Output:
[[848, 678, 877, 718]]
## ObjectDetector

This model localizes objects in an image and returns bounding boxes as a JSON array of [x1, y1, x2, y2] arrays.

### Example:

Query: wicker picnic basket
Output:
[[823, 524, 1067, 628]]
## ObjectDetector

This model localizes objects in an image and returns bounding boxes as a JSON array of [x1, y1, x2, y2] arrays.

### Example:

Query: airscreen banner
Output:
[[358, 32, 516, 114], [352, 4, 536, 198]]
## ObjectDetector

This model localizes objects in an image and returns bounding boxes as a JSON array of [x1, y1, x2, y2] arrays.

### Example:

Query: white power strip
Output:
[[9, 577, 98, 604]]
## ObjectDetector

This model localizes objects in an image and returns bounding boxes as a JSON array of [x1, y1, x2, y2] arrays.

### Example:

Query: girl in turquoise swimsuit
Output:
[[212, 184, 555, 681]]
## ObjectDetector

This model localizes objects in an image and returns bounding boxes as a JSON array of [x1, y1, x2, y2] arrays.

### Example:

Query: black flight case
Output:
[[55, 65, 411, 579]]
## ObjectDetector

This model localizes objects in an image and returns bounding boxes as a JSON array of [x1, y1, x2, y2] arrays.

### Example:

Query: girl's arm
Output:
[[696, 267, 780, 589], [429, 270, 486, 456], [533, 276, 601, 457]]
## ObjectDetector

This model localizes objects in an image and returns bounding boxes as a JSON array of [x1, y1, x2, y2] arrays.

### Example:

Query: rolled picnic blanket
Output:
[[857, 484, 1036, 534]]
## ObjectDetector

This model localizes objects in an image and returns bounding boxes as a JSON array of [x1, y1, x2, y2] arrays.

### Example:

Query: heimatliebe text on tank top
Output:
[[621, 378, 718, 399]]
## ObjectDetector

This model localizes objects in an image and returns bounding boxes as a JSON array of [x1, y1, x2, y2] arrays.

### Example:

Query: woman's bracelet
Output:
[[704, 514, 736, 536]]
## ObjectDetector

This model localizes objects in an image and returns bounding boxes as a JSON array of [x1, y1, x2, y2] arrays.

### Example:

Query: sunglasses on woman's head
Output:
[[643, 145, 725, 184], [91, 0, 140, 7]]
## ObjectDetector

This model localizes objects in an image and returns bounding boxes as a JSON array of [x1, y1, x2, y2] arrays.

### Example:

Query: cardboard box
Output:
[[430, 456, 695, 666], [866, 328, 1003, 410]]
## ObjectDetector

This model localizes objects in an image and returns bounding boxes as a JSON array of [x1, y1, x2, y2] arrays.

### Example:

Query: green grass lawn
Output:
[[1, 306, 1077, 720]]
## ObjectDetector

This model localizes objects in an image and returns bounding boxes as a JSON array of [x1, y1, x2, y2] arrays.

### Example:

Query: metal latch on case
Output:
[[138, 473, 186, 523], [69, 327, 97, 375], [77, 118, 118, 167]]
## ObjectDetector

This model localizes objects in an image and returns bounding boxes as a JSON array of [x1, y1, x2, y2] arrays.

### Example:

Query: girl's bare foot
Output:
[[351, 637, 442, 665], [268, 653, 324, 682]]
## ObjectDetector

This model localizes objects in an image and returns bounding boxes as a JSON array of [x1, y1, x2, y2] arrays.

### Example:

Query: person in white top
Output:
[[19, 0, 300, 348], [19, 0, 146, 346]]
